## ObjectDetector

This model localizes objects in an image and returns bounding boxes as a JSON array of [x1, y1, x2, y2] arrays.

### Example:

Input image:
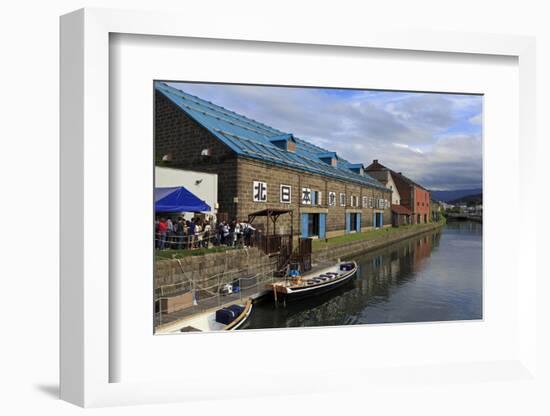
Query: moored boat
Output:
[[268, 260, 358, 302], [155, 298, 253, 334]]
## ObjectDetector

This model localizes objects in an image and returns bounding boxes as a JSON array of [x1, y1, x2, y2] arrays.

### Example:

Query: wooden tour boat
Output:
[[268, 260, 358, 302]]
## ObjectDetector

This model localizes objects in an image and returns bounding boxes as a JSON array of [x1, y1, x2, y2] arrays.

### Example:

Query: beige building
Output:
[[367, 169, 402, 205]]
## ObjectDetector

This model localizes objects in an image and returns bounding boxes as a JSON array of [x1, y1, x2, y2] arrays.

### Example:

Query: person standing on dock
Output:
[[242, 221, 255, 247], [157, 217, 168, 250], [203, 220, 211, 248]]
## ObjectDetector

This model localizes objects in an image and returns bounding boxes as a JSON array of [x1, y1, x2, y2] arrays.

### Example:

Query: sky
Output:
[[167, 82, 483, 191]]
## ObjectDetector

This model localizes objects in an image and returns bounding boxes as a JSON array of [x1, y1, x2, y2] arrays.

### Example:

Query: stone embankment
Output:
[[312, 221, 445, 263], [155, 221, 445, 296], [155, 247, 275, 293]]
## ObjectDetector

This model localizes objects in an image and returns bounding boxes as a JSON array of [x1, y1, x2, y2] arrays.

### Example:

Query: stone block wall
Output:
[[312, 221, 444, 263], [155, 247, 275, 294], [237, 158, 392, 236], [155, 90, 239, 219]]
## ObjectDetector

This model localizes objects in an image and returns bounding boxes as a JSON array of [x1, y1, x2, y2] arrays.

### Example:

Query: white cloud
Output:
[[167, 82, 483, 190], [469, 113, 482, 125], [392, 143, 424, 154]]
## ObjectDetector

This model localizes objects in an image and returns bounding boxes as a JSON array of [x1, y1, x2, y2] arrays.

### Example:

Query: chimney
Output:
[[398, 172, 402, 175], [373, 159, 378, 163]]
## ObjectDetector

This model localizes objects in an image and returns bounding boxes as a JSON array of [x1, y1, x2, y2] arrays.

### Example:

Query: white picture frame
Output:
[[60, 8, 537, 408]]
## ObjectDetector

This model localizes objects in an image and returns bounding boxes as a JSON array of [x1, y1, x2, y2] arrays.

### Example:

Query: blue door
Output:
[[373, 212, 382, 228], [319, 213, 326, 239], [301, 213, 309, 238], [345, 213, 351, 234], [356, 213, 361, 232], [373, 212, 377, 228]]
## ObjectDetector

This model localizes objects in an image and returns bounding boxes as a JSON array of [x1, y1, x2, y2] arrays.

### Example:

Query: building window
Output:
[[339, 193, 346, 207], [328, 191, 336, 206], [253, 181, 267, 202], [311, 190, 322, 205], [301, 188, 312, 205], [350, 195, 358, 207], [362, 196, 368, 208], [368, 197, 374, 209], [280, 184, 291, 203]]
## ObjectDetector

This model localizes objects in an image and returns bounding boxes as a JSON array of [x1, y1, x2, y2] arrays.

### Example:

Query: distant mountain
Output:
[[449, 193, 483, 205], [430, 188, 482, 203]]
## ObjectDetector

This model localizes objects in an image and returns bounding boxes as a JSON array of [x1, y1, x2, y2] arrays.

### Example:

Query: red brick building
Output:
[[365, 160, 431, 224]]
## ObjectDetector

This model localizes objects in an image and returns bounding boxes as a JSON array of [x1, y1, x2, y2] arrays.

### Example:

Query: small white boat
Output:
[[156, 299, 253, 334], [267, 261, 358, 302]]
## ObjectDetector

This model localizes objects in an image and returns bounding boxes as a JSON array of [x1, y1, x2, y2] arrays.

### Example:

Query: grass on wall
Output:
[[312, 219, 445, 252]]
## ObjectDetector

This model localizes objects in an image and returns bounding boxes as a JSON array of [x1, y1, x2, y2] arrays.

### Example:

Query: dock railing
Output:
[[154, 259, 278, 327]]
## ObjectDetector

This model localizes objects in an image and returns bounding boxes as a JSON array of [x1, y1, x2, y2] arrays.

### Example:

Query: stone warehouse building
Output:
[[155, 82, 392, 239]]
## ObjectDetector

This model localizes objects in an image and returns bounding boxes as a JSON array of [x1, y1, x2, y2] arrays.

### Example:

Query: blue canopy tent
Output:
[[155, 187, 211, 213]]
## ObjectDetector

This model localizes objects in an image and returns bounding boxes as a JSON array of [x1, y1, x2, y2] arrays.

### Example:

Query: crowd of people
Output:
[[155, 215, 256, 250]]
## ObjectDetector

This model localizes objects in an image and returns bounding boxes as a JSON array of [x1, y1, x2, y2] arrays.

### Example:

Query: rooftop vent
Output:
[[318, 152, 338, 167], [348, 163, 365, 176], [268, 133, 296, 152]]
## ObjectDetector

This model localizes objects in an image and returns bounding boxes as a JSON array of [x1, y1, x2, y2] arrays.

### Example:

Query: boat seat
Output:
[[215, 305, 243, 325], [227, 304, 244, 316]]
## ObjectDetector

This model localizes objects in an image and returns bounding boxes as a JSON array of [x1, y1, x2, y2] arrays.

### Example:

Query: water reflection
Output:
[[244, 221, 482, 329]]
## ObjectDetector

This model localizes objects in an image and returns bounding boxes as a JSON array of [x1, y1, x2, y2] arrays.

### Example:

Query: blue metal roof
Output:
[[155, 82, 387, 190]]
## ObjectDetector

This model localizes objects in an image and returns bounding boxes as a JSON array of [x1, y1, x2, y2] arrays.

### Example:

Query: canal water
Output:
[[243, 221, 482, 329]]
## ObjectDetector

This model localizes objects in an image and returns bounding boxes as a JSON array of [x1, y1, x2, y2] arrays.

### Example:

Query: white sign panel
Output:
[[328, 191, 336, 206], [339, 193, 346, 207], [253, 181, 267, 202], [280, 184, 291, 203], [301, 187, 312, 205]]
